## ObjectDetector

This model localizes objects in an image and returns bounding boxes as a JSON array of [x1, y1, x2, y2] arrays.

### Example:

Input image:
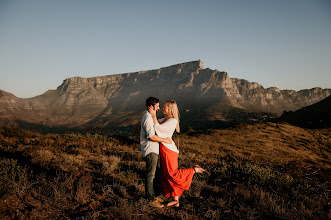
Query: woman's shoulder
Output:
[[159, 118, 177, 126], [167, 118, 178, 125]]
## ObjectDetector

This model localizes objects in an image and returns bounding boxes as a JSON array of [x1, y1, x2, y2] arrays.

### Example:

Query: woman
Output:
[[148, 100, 208, 207]]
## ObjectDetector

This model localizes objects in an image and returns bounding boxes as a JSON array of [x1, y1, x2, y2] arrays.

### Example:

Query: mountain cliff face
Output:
[[0, 60, 330, 130]]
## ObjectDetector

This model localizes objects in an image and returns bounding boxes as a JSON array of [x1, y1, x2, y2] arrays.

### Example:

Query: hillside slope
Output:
[[278, 95, 331, 128], [0, 123, 330, 219]]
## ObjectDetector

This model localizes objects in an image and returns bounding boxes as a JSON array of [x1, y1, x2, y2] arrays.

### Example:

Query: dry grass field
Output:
[[0, 122, 330, 219]]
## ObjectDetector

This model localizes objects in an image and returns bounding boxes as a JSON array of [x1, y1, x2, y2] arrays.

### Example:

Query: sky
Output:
[[0, 0, 330, 98]]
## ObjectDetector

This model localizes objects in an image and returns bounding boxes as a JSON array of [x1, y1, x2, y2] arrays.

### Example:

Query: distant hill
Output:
[[0, 60, 330, 132], [277, 95, 331, 128]]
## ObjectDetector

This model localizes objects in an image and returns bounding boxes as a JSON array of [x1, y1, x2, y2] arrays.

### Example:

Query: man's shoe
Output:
[[149, 200, 164, 208]]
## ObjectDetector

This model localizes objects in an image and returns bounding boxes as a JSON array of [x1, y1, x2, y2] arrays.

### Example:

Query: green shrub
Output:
[[0, 158, 28, 198], [214, 162, 293, 193]]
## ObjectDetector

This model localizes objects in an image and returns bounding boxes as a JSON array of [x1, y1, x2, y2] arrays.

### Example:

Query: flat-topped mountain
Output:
[[0, 60, 330, 131]]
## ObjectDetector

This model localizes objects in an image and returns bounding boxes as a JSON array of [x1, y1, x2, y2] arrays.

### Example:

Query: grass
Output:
[[0, 122, 330, 219]]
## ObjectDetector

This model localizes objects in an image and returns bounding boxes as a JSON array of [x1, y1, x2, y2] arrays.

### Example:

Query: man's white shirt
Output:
[[140, 111, 159, 157]]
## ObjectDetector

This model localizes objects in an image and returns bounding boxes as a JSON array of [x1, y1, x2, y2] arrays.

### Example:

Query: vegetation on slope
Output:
[[0, 123, 330, 219]]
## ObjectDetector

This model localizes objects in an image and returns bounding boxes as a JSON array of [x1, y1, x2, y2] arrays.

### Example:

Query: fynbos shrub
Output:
[[0, 158, 28, 198]]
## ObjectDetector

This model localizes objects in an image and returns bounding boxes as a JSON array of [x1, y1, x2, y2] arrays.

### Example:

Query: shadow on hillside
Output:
[[13, 120, 77, 134], [273, 95, 331, 129], [0, 146, 58, 179]]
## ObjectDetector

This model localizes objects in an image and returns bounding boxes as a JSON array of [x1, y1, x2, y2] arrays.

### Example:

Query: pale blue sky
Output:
[[0, 0, 330, 98]]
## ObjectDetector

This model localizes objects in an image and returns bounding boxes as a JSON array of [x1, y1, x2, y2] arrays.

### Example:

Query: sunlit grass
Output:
[[0, 123, 330, 219]]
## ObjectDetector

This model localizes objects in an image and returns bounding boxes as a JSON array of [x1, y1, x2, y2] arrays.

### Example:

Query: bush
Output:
[[0, 158, 28, 198], [213, 162, 294, 193]]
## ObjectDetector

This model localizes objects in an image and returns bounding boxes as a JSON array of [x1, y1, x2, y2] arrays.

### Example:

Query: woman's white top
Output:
[[154, 118, 179, 153]]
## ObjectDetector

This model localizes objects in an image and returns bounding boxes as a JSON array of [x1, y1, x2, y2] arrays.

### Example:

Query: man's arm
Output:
[[150, 135, 172, 144], [143, 113, 172, 144]]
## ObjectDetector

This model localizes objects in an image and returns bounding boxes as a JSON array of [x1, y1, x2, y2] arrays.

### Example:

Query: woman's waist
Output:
[[160, 142, 179, 153], [156, 131, 174, 139]]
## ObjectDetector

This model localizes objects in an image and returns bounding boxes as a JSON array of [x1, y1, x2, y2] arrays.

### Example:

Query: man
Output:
[[140, 97, 171, 207]]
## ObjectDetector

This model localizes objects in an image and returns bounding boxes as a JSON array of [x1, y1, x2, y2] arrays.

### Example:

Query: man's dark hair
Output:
[[146, 97, 159, 107]]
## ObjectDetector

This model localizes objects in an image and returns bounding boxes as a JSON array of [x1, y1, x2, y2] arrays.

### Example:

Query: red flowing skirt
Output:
[[160, 143, 194, 197]]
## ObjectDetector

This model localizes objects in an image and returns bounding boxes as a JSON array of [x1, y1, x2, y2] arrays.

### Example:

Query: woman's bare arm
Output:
[[148, 106, 158, 125]]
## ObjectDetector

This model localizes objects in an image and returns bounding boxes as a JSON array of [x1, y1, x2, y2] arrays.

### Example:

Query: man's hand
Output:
[[164, 137, 172, 144]]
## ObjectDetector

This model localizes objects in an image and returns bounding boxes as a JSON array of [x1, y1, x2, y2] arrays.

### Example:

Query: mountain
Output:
[[0, 60, 330, 132], [277, 95, 331, 128]]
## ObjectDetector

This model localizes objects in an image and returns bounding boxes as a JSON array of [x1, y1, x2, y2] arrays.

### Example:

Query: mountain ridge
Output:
[[0, 60, 330, 131]]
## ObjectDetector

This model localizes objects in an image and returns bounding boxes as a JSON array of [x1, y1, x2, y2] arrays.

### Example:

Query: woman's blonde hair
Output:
[[164, 100, 180, 133]]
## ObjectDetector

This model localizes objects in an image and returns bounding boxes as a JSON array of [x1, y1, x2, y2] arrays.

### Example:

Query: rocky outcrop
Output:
[[0, 60, 330, 130]]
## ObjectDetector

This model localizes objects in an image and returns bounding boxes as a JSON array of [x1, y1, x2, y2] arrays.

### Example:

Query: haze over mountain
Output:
[[0, 60, 330, 132]]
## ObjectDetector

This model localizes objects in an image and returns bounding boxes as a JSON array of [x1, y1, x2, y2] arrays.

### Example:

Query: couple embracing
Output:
[[140, 97, 208, 208]]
